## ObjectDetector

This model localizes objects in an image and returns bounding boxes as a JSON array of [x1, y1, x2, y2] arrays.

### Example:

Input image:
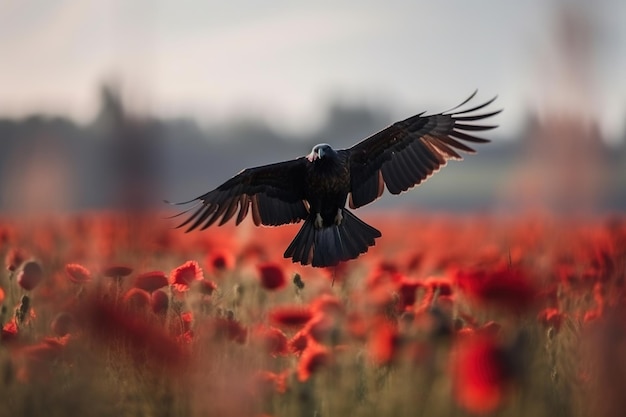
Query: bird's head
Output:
[[306, 143, 336, 162]]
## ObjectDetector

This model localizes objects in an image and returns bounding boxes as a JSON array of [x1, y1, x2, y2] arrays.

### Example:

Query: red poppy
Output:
[[398, 278, 423, 309], [176, 311, 194, 343], [268, 306, 313, 328], [303, 313, 337, 344], [103, 265, 133, 278], [289, 330, 309, 355], [537, 308, 565, 332], [297, 343, 331, 381], [310, 294, 344, 316], [123, 288, 151, 311], [346, 312, 369, 340], [365, 265, 403, 289], [0, 287, 4, 306], [592, 282, 605, 312], [169, 260, 204, 292], [150, 290, 169, 314], [19, 337, 66, 362], [368, 321, 401, 365], [257, 263, 287, 290], [252, 370, 287, 396], [251, 325, 289, 357], [426, 276, 454, 297], [194, 279, 218, 296], [208, 317, 247, 344], [15, 338, 67, 383], [50, 312, 75, 337], [5, 248, 27, 272], [18, 260, 44, 290], [65, 263, 92, 284], [1, 318, 19, 343], [451, 335, 512, 414], [76, 295, 189, 370], [206, 250, 235, 273], [134, 271, 169, 293], [455, 267, 537, 313], [583, 309, 601, 323], [479, 321, 502, 337]]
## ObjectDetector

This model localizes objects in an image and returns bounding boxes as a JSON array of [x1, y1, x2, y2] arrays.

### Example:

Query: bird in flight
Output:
[[169, 91, 500, 267]]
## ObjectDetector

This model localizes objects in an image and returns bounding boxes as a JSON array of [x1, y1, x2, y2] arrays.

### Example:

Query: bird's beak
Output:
[[306, 150, 319, 162]]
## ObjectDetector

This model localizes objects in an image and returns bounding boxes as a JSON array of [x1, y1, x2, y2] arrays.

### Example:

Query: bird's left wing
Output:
[[170, 158, 309, 231], [346, 91, 501, 209]]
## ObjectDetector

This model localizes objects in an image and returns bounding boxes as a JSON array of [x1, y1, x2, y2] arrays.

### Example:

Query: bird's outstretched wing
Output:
[[170, 158, 309, 231], [346, 91, 501, 209]]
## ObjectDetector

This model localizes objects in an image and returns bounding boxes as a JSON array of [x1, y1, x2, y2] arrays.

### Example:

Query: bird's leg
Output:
[[334, 208, 343, 225], [314, 213, 324, 229]]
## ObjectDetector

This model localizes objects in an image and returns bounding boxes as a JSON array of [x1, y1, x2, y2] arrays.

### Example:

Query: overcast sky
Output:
[[0, 0, 624, 141]]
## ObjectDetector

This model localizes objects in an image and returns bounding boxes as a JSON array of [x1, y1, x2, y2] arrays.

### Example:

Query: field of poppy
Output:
[[0, 210, 624, 417]]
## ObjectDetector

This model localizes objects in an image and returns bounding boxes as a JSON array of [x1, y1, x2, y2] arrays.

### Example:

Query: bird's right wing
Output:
[[170, 158, 309, 230]]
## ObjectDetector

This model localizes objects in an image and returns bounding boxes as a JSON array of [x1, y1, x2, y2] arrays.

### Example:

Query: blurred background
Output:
[[0, 0, 625, 216]]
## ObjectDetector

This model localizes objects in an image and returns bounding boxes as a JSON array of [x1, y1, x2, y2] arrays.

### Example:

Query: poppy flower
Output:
[[365, 265, 403, 289], [206, 250, 235, 273], [18, 260, 44, 290], [50, 312, 75, 337], [19, 337, 66, 363], [209, 317, 247, 344], [252, 370, 287, 396], [288, 329, 309, 355], [194, 279, 218, 296], [169, 260, 204, 292], [65, 263, 92, 284], [1, 318, 18, 343], [268, 306, 313, 328], [583, 309, 601, 323], [103, 265, 133, 278], [303, 313, 337, 344], [346, 312, 369, 341], [16, 338, 67, 383], [134, 271, 169, 293], [310, 294, 344, 316], [251, 325, 289, 357], [537, 308, 565, 332], [76, 295, 189, 370], [451, 335, 513, 414], [455, 267, 537, 313], [0, 287, 4, 305], [123, 288, 152, 311], [5, 248, 27, 272], [425, 276, 454, 297], [368, 321, 401, 365], [398, 278, 423, 309], [257, 263, 287, 290], [297, 343, 331, 381], [150, 290, 169, 315]]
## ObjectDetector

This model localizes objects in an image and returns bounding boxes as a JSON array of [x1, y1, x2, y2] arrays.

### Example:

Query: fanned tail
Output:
[[284, 209, 381, 267]]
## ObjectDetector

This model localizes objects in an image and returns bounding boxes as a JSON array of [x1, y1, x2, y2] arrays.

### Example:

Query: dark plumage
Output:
[[169, 91, 501, 267]]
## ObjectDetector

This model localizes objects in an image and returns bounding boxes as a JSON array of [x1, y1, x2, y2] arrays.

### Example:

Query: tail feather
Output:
[[285, 219, 313, 263], [284, 209, 381, 267]]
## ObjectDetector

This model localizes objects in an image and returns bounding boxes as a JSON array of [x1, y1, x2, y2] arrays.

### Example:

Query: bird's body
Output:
[[286, 144, 381, 266], [304, 145, 350, 227], [170, 92, 501, 267]]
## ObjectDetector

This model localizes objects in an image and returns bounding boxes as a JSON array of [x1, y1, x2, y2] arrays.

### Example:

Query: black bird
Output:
[[170, 91, 500, 267]]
